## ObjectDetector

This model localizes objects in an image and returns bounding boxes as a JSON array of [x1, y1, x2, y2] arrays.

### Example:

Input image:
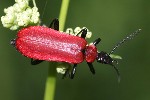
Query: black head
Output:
[[97, 51, 117, 65]]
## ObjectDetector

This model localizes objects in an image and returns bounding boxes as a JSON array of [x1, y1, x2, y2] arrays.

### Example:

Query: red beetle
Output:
[[11, 19, 141, 79]]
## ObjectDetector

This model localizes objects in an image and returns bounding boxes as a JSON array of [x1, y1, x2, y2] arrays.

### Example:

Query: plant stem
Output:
[[32, 0, 37, 7], [44, 62, 57, 100], [59, 0, 70, 31], [44, 0, 70, 100]]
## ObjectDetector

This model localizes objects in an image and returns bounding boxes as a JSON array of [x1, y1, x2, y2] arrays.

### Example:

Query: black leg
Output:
[[87, 62, 95, 74], [93, 38, 101, 46], [49, 18, 59, 31], [110, 64, 121, 82], [31, 59, 43, 65], [76, 28, 87, 39], [70, 64, 77, 79]]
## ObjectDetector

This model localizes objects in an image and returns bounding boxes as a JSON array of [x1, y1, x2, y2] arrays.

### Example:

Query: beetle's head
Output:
[[96, 51, 118, 65]]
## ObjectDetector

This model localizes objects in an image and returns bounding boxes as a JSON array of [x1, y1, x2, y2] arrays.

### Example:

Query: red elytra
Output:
[[15, 26, 97, 64]]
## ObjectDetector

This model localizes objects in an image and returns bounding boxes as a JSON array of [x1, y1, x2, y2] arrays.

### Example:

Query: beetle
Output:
[[11, 18, 141, 79]]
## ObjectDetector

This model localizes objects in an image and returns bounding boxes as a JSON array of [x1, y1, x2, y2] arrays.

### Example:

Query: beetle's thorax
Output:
[[85, 44, 97, 63]]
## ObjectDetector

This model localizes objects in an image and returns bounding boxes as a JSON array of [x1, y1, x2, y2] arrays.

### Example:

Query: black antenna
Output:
[[109, 29, 141, 55], [111, 64, 121, 83]]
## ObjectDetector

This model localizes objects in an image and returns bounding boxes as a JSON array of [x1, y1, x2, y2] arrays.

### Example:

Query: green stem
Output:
[[59, 0, 70, 31], [32, 0, 37, 7], [44, 0, 70, 100], [44, 62, 57, 100]]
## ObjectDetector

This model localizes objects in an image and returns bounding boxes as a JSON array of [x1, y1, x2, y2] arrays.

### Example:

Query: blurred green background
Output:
[[0, 0, 150, 100]]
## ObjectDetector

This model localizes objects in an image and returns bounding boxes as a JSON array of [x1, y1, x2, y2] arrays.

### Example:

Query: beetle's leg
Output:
[[93, 38, 101, 46], [76, 28, 87, 39], [87, 62, 95, 74], [31, 58, 43, 65], [70, 64, 77, 79], [49, 18, 59, 31]]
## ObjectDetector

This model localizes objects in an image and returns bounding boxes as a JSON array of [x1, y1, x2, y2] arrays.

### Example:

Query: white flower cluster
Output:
[[65, 27, 92, 38], [1, 0, 40, 30], [56, 63, 71, 75], [56, 66, 67, 74]]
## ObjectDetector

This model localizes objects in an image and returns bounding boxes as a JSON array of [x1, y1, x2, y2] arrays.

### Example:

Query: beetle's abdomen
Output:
[[16, 26, 87, 63]]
